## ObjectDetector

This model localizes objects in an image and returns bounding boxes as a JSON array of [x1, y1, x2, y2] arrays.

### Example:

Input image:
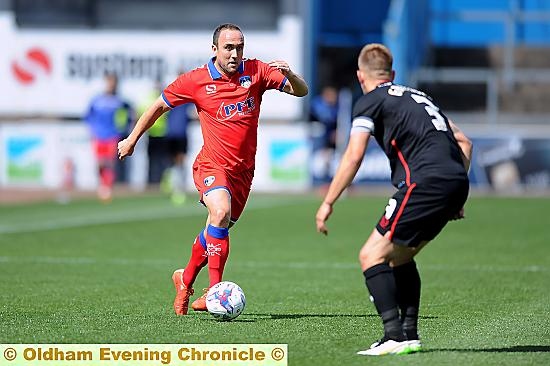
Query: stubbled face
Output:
[[213, 29, 244, 76]]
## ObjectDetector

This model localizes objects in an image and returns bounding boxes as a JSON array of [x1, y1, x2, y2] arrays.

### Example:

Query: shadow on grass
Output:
[[201, 313, 439, 323], [237, 313, 438, 321], [426, 345, 550, 353]]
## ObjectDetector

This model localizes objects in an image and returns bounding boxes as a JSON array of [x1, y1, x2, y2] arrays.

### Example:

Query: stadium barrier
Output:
[[1, 122, 549, 193]]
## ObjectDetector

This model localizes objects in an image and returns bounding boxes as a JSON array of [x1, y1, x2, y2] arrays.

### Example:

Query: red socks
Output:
[[182, 231, 208, 288], [205, 224, 230, 287], [181, 225, 230, 288]]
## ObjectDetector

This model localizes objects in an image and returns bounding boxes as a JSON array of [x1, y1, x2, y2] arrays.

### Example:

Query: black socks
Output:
[[364, 263, 405, 341], [364, 261, 421, 341], [393, 260, 421, 340]]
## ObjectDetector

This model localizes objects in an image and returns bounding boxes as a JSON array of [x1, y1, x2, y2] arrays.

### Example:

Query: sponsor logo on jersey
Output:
[[204, 175, 215, 186], [217, 97, 256, 120], [239, 75, 252, 88], [206, 84, 217, 94]]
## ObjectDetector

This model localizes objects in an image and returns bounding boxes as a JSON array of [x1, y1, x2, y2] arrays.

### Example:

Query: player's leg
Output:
[[359, 230, 406, 344], [173, 164, 225, 315], [357, 231, 426, 355], [202, 187, 231, 287], [94, 139, 117, 202], [189, 214, 223, 312], [203, 167, 253, 283], [191, 168, 252, 311], [390, 241, 427, 347], [182, 228, 208, 287], [173, 217, 208, 315], [387, 181, 468, 345], [174, 195, 230, 315], [358, 186, 429, 355]]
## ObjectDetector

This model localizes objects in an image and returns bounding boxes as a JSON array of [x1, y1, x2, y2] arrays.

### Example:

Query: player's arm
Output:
[[316, 131, 370, 235], [449, 119, 472, 221], [268, 60, 308, 97], [118, 96, 170, 160], [449, 119, 473, 172]]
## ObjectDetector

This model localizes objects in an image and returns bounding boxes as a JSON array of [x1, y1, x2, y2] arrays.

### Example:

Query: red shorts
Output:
[[192, 161, 254, 223], [93, 138, 118, 162]]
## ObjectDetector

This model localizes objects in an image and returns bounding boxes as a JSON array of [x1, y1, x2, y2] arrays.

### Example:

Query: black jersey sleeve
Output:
[[351, 91, 384, 136]]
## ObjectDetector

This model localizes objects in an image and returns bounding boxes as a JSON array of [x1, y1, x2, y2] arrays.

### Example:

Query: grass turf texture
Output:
[[1, 193, 549, 365]]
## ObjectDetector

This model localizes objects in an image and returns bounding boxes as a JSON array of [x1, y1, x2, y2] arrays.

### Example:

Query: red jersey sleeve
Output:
[[162, 72, 195, 108], [257, 60, 287, 93]]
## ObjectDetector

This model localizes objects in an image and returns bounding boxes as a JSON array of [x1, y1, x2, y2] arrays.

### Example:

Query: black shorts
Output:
[[376, 179, 469, 247], [167, 136, 188, 156]]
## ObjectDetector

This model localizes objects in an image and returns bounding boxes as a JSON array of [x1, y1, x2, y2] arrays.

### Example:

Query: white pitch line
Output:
[[0, 255, 547, 273], [0, 206, 202, 235], [0, 197, 309, 235]]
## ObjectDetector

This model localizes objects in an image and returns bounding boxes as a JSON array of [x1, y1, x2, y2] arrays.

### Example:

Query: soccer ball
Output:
[[206, 281, 246, 321]]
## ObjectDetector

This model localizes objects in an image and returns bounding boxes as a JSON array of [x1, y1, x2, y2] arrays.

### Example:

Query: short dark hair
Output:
[[212, 23, 242, 46]]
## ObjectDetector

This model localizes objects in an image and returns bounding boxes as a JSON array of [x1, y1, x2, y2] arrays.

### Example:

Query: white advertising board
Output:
[[0, 122, 97, 189], [1, 12, 304, 120], [0, 121, 309, 193], [185, 122, 311, 192]]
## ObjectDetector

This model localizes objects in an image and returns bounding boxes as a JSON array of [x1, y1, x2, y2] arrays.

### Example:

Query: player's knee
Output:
[[210, 208, 230, 227], [359, 246, 383, 269]]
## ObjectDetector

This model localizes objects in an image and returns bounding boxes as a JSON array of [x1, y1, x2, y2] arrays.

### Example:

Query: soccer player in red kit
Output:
[[117, 23, 308, 315]]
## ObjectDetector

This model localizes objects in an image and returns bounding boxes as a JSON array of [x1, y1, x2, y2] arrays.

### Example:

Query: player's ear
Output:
[[212, 44, 217, 53], [356, 70, 364, 84]]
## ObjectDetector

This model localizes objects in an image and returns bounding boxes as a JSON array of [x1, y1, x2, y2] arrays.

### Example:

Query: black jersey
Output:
[[352, 82, 468, 189]]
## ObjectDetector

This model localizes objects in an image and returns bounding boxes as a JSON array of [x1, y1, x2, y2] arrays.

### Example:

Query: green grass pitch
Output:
[[1, 193, 549, 365]]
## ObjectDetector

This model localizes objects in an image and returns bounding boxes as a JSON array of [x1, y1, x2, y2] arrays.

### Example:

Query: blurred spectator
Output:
[[160, 101, 193, 205], [85, 74, 133, 202], [309, 85, 339, 180], [138, 81, 170, 186]]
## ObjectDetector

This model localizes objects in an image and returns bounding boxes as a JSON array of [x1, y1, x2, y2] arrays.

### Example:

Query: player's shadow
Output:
[[204, 313, 439, 323], [425, 345, 550, 353], [242, 313, 438, 320], [212, 313, 372, 323]]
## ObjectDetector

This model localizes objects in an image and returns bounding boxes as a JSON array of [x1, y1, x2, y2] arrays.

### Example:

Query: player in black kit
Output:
[[315, 43, 473, 356]]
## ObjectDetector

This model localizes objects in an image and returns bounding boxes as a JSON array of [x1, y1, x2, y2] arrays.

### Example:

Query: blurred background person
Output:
[[138, 79, 193, 203], [138, 80, 170, 187], [309, 85, 339, 182], [161, 100, 194, 206], [84, 73, 133, 202]]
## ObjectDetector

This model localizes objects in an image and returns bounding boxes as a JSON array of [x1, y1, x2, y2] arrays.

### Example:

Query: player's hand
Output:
[[315, 202, 333, 236], [450, 207, 465, 221], [268, 60, 291, 76], [117, 138, 135, 160]]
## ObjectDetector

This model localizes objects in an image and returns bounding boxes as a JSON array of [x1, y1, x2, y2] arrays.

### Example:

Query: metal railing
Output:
[[408, 1, 550, 124], [410, 67, 550, 125]]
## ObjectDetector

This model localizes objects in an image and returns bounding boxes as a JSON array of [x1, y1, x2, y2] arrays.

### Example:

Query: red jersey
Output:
[[162, 58, 287, 172]]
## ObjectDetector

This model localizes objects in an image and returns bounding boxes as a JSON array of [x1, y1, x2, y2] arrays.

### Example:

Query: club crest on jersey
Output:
[[239, 75, 252, 88], [204, 176, 215, 186]]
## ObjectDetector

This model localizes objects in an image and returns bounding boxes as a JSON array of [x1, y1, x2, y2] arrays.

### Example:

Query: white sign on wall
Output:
[[0, 123, 97, 189], [1, 13, 304, 120], [0, 121, 310, 192]]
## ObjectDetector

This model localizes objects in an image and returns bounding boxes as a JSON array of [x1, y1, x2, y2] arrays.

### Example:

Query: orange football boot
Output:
[[172, 269, 194, 315], [191, 288, 209, 311]]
